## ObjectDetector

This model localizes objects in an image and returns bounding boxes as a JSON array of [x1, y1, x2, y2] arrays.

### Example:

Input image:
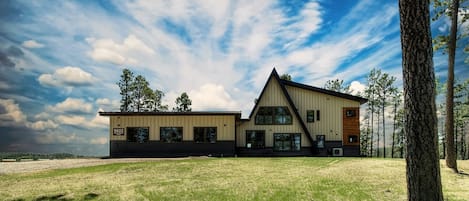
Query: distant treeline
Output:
[[0, 152, 88, 161]]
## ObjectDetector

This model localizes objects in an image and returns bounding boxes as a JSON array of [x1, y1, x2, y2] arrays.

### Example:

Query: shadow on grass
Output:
[[84, 193, 99, 200], [34, 194, 71, 201]]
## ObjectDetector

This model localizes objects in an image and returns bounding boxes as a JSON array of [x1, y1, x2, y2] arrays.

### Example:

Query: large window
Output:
[[127, 127, 149, 143], [273, 133, 301, 151], [160, 127, 183, 143], [255, 106, 292, 125], [246, 130, 265, 149], [306, 110, 315, 123], [194, 127, 217, 143], [316, 135, 325, 149]]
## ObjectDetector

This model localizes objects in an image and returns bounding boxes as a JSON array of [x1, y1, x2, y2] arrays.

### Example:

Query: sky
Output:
[[0, 0, 468, 156]]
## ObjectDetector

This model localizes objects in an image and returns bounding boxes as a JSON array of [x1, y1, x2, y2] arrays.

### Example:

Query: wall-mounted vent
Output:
[[332, 148, 343, 156]]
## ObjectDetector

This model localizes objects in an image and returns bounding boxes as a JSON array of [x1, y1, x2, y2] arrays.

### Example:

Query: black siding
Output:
[[110, 140, 235, 157]]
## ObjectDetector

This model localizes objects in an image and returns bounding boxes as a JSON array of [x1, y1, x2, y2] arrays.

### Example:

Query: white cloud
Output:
[[36, 133, 84, 144], [38, 66, 96, 87], [189, 83, 239, 111], [96, 98, 120, 111], [0, 99, 27, 125], [90, 137, 108, 145], [55, 109, 108, 128], [0, 99, 58, 130], [22, 40, 45, 48], [47, 98, 93, 114], [349, 81, 366, 95], [86, 34, 154, 65]]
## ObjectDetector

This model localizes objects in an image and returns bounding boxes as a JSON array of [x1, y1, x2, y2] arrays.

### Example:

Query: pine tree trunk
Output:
[[445, 0, 459, 173], [377, 111, 380, 157], [399, 0, 444, 200], [370, 98, 375, 157], [383, 95, 386, 158], [392, 102, 397, 158]]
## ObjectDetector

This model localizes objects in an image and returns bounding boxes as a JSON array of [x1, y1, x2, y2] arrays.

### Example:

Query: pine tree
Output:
[[117, 68, 134, 112], [173, 92, 192, 112]]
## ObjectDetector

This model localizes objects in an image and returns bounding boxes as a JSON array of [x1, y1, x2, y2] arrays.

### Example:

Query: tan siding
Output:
[[285, 85, 360, 142], [236, 77, 310, 147], [109, 115, 235, 141]]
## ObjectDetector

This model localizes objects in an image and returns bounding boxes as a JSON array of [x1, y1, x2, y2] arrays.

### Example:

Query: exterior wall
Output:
[[110, 115, 236, 141], [236, 77, 310, 147], [108, 115, 236, 157], [285, 85, 360, 142]]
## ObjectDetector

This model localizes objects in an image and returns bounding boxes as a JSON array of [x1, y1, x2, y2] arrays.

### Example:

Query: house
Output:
[[100, 69, 367, 157]]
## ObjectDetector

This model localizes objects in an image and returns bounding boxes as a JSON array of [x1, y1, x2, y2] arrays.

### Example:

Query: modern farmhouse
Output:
[[100, 69, 367, 157]]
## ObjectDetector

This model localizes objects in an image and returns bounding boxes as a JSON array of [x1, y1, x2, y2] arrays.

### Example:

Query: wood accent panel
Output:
[[342, 107, 360, 145]]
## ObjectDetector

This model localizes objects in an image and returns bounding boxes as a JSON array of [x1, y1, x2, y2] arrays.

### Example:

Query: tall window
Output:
[[160, 127, 183, 143], [127, 127, 149, 143], [316, 110, 320, 121], [306, 110, 315, 123], [194, 127, 217, 143], [255, 106, 292, 125], [246, 130, 265, 149], [316, 135, 325, 149], [273, 133, 301, 151]]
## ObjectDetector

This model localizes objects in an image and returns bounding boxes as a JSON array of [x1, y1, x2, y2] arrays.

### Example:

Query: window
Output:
[[273, 133, 301, 151], [255, 107, 292, 125], [160, 127, 183, 143], [306, 110, 315, 123], [348, 135, 359, 143], [127, 127, 149, 143], [194, 127, 217, 143], [346, 109, 356, 117], [246, 130, 265, 149], [316, 110, 320, 121], [317, 135, 325, 149]]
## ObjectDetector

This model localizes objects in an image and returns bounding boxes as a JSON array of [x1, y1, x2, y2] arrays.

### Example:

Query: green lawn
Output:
[[1, 158, 468, 201]]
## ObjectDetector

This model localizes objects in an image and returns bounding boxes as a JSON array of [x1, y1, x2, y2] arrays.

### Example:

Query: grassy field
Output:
[[0, 158, 468, 201]]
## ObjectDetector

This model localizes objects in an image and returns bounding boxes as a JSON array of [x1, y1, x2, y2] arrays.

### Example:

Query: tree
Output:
[[364, 69, 381, 157], [280, 73, 292, 81], [376, 73, 397, 157], [173, 92, 192, 112], [390, 90, 403, 158], [117, 68, 134, 112], [399, 0, 444, 200], [131, 75, 151, 112], [324, 79, 352, 94]]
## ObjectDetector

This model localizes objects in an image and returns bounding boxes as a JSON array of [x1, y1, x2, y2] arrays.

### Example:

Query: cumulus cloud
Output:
[[90, 137, 108, 145], [86, 34, 154, 65], [38, 66, 96, 87], [349, 81, 366, 96], [0, 99, 58, 130], [189, 83, 239, 111], [47, 98, 93, 114], [96, 98, 120, 111], [55, 109, 108, 129], [27, 120, 59, 131], [22, 40, 45, 48]]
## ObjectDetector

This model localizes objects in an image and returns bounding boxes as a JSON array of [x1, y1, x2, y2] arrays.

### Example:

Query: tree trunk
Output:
[[370, 96, 375, 157], [399, 0, 444, 200], [445, 0, 459, 173], [383, 94, 386, 158], [377, 110, 380, 157], [392, 102, 397, 158]]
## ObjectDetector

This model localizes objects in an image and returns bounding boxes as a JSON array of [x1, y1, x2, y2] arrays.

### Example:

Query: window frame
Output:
[[245, 130, 266, 149], [126, 127, 150, 143], [348, 135, 359, 144], [316, 110, 320, 121], [194, 127, 217, 143], [316, 135, 325, 149], [255, 106, 293, 125], [273, 133, 301, 152], [160, 127, 183, 143], [346, 109, 356, 117]]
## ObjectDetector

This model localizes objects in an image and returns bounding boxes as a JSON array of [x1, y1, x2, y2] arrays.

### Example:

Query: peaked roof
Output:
[[247, 68, 369, 145], [247, 68, 314, 144]]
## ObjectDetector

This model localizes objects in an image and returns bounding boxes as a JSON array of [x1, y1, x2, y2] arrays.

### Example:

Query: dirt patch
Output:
[[0, 157, 203, 174]]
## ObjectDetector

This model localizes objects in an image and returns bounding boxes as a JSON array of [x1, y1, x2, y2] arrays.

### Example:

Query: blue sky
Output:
[[0, 0, 467, 156]]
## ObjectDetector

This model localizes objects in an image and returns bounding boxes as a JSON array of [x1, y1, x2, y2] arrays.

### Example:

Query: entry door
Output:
[[342, 108, 360, 145]]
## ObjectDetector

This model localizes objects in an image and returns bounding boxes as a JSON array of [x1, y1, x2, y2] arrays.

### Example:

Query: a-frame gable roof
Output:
[[247, 68, 314, 144]]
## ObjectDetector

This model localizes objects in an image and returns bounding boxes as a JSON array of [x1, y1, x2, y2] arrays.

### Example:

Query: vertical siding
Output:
[[109, 115, 236, 141], [285, 85, 360, 142], [236, 77, 309, 147]]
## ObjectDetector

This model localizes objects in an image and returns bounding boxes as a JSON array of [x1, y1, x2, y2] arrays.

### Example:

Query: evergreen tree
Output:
[[117, 68, 134, 112], [324, 79, 352, 94], [173, 92, 192, 112]]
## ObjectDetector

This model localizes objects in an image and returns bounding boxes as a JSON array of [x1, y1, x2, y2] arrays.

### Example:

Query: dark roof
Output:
[[280, 79, 368, 104], [99, 111, 241, 119]]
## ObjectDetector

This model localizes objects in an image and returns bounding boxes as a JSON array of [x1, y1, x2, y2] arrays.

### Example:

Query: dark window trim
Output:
[[245, 130, 266, 149], [346, 109, 357, 117], [273, 133, 301, 152], [255, 106, 293, 125], [316, 110, 320, 121], [194, 127, 217, 143], [160, 127, 183, 143]]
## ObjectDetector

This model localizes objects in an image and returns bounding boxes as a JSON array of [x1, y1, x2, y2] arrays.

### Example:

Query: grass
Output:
[[0, 158, 468, 201]]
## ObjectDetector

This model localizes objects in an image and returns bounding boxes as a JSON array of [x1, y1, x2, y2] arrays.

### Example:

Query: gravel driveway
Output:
[[0, 158, 196, 174]]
